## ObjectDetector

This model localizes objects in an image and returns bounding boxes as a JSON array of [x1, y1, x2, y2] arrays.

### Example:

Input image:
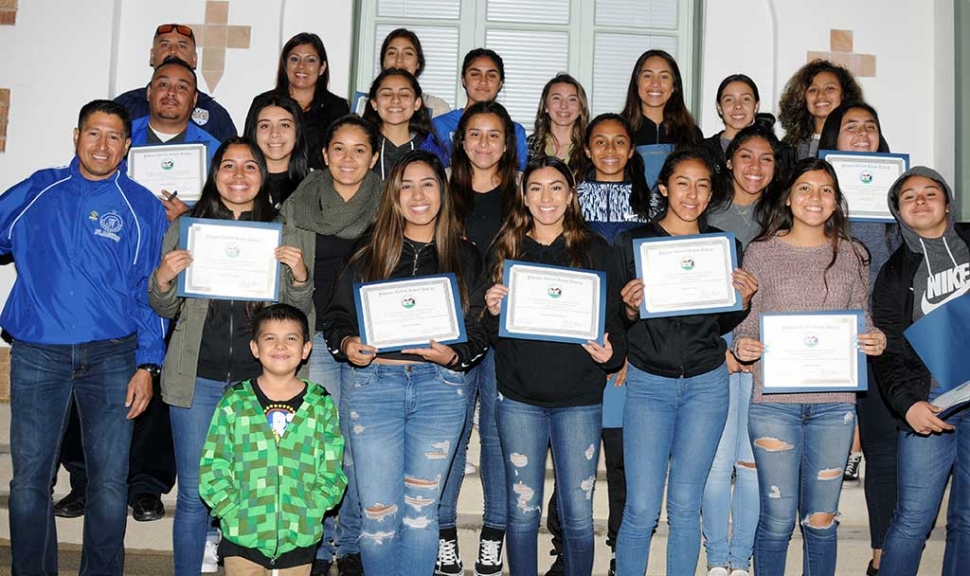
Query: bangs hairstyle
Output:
[[380, 28, 426, 76], [251, 303, 310, 344], [243, 92, 309, 183], [622, 49, 698, 146], [347, 150, 471, 311], [449, 101, 520, 223], [275, 32, 330, 93], [708, 119, 784, 223], [652, 146, 721, 227], [578, 113, 651, 220], [818, 101, 890, 153], [778, 59, 863, 147], [489, 155, 591, 284], [78, 99, 132, 139], [715, 73, 760, 120], [191, 137, 276, 223], [361, 68, 434, 142], [531, 73, 590, 178]]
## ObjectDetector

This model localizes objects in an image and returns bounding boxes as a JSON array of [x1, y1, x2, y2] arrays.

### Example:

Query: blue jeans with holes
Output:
[[879, 396, 970, 576], [439, 351, 506, 530], [615, 364, 729, 576], [497, 397, 601, 576], [748, 401, 856, 576], [702, 371, 759, 571], [348, 362, 467, 576], [9, 335, 137, 576], [170, 377, 231, 576]]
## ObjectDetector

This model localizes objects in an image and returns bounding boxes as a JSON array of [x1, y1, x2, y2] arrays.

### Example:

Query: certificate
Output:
[[177, 217, 283, 301], [498, 260, 606, 345], [128, 143, 207, 203], [819, 150, 909, 222], [759, 311, 867, 393], [354, 273, 467, 352], [633, 232, 741, 318]]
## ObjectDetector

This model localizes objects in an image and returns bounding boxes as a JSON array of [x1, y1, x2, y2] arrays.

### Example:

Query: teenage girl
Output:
[[621, 49, 703, 148], [701, 74, 761, 169], [379, 28, 451, 117], [733, 158, 886, 576], [526, 73, 590, 178], [243, 92, 308, 208], [778, 59, 863, 160]]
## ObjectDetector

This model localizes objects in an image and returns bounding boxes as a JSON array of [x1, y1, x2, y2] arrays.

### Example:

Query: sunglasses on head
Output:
[[155, 24, 195, 41]]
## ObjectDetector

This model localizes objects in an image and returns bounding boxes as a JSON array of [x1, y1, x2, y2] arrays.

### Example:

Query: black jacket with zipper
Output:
[[615, 222, 748, 378]]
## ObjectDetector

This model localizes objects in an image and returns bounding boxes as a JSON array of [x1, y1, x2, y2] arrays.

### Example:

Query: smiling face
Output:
[[382, 37, 420, 76], [637, 55, 675, 115], [544, 82, 581, 129], [371, 75, 422, 127], [254, 106, 296, 169], [896, 175, 949, 238], [805, 71, 843, 128], [399, 161, 442, 239], [250, 318, 312, 377], [73, 111, 131, 181], [585, 119, 634, 182], [285, 43, 325, 91], [727, 136, 775, 200], [147, 63, 197, 126], [462, 56, 503, 106], [323, 124, 379, 196], [215, 144, 262, 215], [658, 158, 712, 225], [717, 81, 759, 133], [787, 169, 838, 229], [836, 108, 880, 153], [462, 112, 507, 173], [524, 166, 573, 236]]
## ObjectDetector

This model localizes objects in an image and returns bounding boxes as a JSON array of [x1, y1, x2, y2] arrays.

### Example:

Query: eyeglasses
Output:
[[154, 24, 195, 41]]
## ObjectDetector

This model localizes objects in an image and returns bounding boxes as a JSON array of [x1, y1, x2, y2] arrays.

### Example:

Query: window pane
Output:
[[485, 29, 570, 128], [378, 0, 461, 20], [373, 24, 461, 107], [595, 0, 678, 29], [487, 0, 570, 24], [591, 33, 678, 115]]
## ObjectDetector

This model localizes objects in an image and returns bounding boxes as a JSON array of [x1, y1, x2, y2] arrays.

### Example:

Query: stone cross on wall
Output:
[[808, 29, 876, 77], [190, 1, 251, 92]]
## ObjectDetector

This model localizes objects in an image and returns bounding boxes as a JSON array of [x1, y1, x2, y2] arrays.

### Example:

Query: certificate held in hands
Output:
[[127, 143, 207, 203], [759, 310, 867, 393], [177, 217, 283, 301], [819, 150, 909, 222], [498, 260, 606, 345], [633, 232, 741, 318], [354, 273, 467, 352]]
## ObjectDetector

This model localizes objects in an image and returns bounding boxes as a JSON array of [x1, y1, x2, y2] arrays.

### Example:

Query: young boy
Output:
[[200, 303, 347, 575]]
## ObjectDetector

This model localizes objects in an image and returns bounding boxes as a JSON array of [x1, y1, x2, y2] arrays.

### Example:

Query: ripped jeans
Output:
[[748, 401, 856, 576], [497, 397, 601, 576], [347, 363, 468, 576]]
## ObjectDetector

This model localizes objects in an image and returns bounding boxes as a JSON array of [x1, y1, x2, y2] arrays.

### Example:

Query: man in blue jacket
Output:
[[0, 99, 168, 575], [114, 23, 236, 142]]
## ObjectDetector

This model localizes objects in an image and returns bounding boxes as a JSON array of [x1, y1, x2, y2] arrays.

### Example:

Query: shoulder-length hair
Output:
[[621, 49, 698, 147], [715, 73, 760, 121], [346, 150, 471, 311], [817, 101, 890, 153], [576, 113, 651, 220], [361, 68, 435, 142], [243, 92, 309, 183], [531, 73, 590, 178], [778, 59, 863, 148], [489, 156, 591, 284], [275, 32, 330, 94], [379, 28, 426, 77], [707, 118, 784, 225], [191, 137, 276, 223], [652, 146, 721, 227], [448, 101, 520, 223]]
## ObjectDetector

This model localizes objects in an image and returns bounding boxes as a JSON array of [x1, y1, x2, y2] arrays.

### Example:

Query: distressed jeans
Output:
[[347, 363, 467, 576], [748, 402, 856, 576]]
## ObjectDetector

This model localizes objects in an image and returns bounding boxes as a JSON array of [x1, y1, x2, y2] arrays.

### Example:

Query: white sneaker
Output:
[[730, 570, 750, 576], [201, 535, 219, 573], [707, 569, 729, 576]]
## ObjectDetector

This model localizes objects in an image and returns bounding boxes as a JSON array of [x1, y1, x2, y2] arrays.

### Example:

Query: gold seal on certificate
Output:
[[633, 233, 741, 318], [354, 274, 467, 352], [819, 150, 909, 222], [127, 143, 207, 203], [499, 260, 605, 344], [177, 218, 283, 301], [759, 311, 867, 393]]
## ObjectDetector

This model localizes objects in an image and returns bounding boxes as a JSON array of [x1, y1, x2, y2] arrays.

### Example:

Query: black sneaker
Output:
[[844, 451, 863, 484], [310, 559, 332, 576], [434, 528, 463, 576], [474, 528, 504, 576], [545, 551, 564, 576], [337, 553, 363, 576]]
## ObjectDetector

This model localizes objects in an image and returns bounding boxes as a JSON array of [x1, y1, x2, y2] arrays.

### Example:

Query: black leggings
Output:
[[857, 361, 899, 550]]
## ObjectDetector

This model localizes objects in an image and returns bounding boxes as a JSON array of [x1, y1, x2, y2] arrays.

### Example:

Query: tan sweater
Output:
[[735, 234, 874, 404]]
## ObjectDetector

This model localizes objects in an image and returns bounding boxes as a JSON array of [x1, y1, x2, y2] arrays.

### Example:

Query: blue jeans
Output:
[[879, 404, 970, 576], [702, 371, 759, 571], [309, 332, 360, 560], [748, 402, 856, 576], [497, 397, 601, 576], [348, 363, 468, 576], [439, 351, 506, 530], [9, 335, 137, 576], [170, 377, 230, 576], [615, 364, 729, 576]]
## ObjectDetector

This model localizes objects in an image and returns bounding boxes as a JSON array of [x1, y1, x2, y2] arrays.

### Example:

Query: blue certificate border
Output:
[[759, 310, 868, 394], [498, 259, 607, 345], [353, 272, 467, 353], [818, 150, 910, 223], [176, 217, 283, 301], [633, 232, 742, 319]]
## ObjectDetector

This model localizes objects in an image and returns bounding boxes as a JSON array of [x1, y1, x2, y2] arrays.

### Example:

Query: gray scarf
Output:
[[281, 169, 382, 239]]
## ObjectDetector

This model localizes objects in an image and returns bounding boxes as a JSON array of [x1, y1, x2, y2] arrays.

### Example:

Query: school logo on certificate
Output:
[[803, 333, 819, 347], [547, 285, 563, 298], [680, 256, 695, 271], [401, 296, 416, 309]]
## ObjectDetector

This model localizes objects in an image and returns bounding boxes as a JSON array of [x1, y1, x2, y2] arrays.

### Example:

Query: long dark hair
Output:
[[489, 156, 591, 283], [379, 28, 426, 76], [707, 119, 784, 226], [621, 49, 698, 146], [243, 92, 309, 183], [361, 68, 435, 142], [817, 101, 890, 153], [653, 147, 721, 228], [531, 73, 589, 178], [191, 137, 276, 222], [275, 32, 330, 94], [778, 59, 863, 147], [448, 101, 520, 224], [577, 113, 651, 220]]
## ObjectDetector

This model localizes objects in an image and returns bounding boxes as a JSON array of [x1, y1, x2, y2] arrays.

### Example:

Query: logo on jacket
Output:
[[89, 210, 99, 221], [192, 107, 210, 126], [94, 210, 123, 242]]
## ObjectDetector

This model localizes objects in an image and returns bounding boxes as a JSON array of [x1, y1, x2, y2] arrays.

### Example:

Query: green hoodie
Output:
[[199, 379, 347, 560]]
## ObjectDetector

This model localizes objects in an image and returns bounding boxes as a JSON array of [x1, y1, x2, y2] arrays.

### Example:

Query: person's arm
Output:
[[148, 220, 185, 319], [449, 252, 490, 369], [0, 175, 38, 255], [717, 238, 753, 333], [871, 262, 924, 419], [323, 255, 364, 362], [199, 396, 241, 520], [278, 224, 314, 315], [314, 394, 348, 512]]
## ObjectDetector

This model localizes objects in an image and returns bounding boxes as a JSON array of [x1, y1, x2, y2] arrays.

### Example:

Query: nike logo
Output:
[[922, 282, 970, 315]]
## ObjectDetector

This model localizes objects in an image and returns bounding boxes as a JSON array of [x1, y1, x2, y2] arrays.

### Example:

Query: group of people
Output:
[[1, 20, 966, 576]]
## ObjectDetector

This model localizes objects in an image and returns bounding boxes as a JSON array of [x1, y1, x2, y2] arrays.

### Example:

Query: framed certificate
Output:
[[177, 217, 283, 301], [819, 150, 910, 222], [760, 310, 867, 393], [633, 232, 741, 318], [354, 273, 467, 352], [498, 260, 606, 345], [128, 143, 208, 203]]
